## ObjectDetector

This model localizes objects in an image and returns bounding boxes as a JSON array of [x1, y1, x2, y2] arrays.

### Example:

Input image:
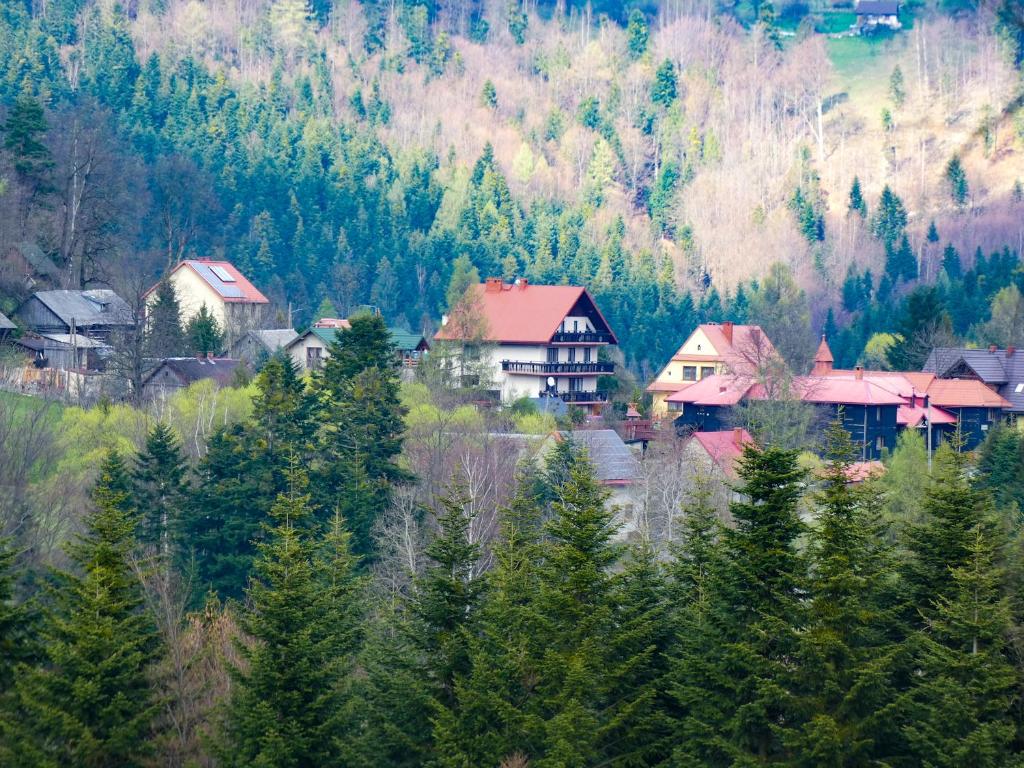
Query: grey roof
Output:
[[530, 396, 569, 417], [39, 333, 110, 349], [0, 311, 14, 330], [142, 357, 244, 388], [562, 429, 640, 484], [856, 0, 899, 14], [232, 328, 299, 354], [924, 347, 1024, 412], [31, 289, 133, 328]]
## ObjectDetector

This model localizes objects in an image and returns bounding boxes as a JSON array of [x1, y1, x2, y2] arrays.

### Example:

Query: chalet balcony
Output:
[[550, 331, 614, 344], [558, 390, 608, 404], [501, 360, 615, 375]]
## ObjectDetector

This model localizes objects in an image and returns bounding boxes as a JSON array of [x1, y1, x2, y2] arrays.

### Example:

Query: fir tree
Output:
[[186, 303, 224, 356], [10, 451, 158, 767], [219, 465, 360, 767], [946, 154, 969, 207], [0, 537, 32, 691], [942, 243, 962, 279], [1, 92, 53, 188], [870, 185, 908, 246], [848, 175, 867, 218], [317, 311, 397, 391], [627, 8, 649, 59], [145, 278, 186, 358], [651, 59, 677, 107], [133, 422, 188, 553], [481, 79, 497, 109]]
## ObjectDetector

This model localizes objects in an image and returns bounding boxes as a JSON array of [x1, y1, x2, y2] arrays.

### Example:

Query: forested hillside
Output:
[[1, 0, 1022, 373]]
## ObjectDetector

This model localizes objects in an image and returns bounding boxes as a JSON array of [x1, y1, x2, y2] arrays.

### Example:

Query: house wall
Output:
[[15, 298, 67, 335], [672, 404, 730, 434], [158, 267, 266, 348], [830, 403, 899, 460], [938, 406, 1001, 450], [142, 366, 186, 401], [288, 334, 328, 372], [650, 328, 727, 417], [489, 343, 607, 411]]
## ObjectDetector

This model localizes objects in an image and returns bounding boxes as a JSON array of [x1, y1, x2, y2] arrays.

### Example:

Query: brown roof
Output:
[[925, 379, 1010, 409], [690, 428, 755, 477], [142, 357, 244, 388]]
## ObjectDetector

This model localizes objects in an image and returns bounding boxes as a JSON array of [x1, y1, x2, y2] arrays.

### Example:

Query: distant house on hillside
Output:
[[284, 320, 429, 375], [855, 0, 901, 30], [228, 328, 299, 365], [15, 289, 134, 343], [145, 260, 269, 349], [646, 322, 780, 419], [924, 346, 1024, 417], [10, 332, 111, 371], [141, 356, 244, 401], [434, 278, 618, 414]]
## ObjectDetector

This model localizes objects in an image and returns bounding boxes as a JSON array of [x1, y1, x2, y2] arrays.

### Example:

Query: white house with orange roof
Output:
[[145, 259, 270, 347], [434, 278, 618, 413], [646, 322, 780, 418]]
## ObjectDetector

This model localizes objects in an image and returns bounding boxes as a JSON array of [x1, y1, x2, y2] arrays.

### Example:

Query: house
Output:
[[924, 346, 1024, 416], [284, 320, 430, 375], [0, 311, 14, 339], [665, 373, 765, 433], [542, 429, 641, 538], [682, 428, 755, 480], [228, 328, 300, 365], [145, 260, 269, 348], [2, 241, 60, 289], [10, 332, 111, 371], [920, 378, 1011, 448], [141, 356, 245, 401], [14, 289, 134, 343], [646, 322, 779, 418], [434, 278, 618, 414], [855, 0, 901, 30]]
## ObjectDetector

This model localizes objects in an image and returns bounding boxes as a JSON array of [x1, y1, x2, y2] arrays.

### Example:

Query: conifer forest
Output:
[[2, 0, 1024, 765]]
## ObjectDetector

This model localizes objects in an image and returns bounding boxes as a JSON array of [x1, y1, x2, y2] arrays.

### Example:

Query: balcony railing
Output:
[[502, 360, 615, 375], [551, 331, 614, 344], [558, 390, 608, 403]]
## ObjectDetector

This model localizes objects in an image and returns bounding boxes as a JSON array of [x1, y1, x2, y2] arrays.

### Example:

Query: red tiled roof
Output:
[[845, 461, 885, 483], [146, 260, 269, 304], [691, 428, 755, 476], [925, 378, 1011, 409], [665, 374, 763, 405], [434, 281, 616, 345], [679, 323, 778, 377], [313, 318, 351, 329], [792, 376, 906, 406], [827, 370, 920, 399], [897, 403, 957, 427]]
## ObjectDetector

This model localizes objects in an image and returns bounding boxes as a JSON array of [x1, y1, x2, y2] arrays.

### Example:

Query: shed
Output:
[[141, 357, 245, 400], [228, 328, 300, 364], [15, 289, 134, 341]]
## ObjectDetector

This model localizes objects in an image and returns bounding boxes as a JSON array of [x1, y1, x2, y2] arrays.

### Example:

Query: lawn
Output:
[[0, 389, 65, 425], [826, 33, 903, 102]]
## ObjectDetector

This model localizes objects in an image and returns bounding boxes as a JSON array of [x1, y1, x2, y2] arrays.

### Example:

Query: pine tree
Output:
[[627, 8, 649, 59], [651, 59, 677, 107], [145, 278, 186, 358], [901, 526, 1016, 767], [10, 451, 158, 766], [848, 175, 867, 218], [133, 422, 188, 553], [186, 303, 224, 355], [218, 464, 360, 767], [946, 154, 969, 208], [786, 421, 903, 765]]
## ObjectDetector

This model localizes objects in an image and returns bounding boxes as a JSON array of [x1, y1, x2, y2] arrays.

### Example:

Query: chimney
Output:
[[206, 351, 214, 361], [733, 427, 743, 446], [990, 345, 998, 353], [854, 365, 863, 380], [484, 277, 503, 293], [516, 277, 529, 290], [1008, 346, 1016, 357], [721, 321, 734, 344]]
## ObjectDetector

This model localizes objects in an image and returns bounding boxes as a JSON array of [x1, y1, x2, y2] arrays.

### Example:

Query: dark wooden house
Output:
[[15, 289, 134, 342]]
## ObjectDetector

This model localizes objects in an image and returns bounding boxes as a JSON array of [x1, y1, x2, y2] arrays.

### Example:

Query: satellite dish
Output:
[[546, 376, 556, 388]]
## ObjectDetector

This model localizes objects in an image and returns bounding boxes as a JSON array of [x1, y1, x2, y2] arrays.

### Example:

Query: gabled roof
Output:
[[0, 311, 14, 330], [556, 429, 639, 485], [665, 374, 764, 406], [856, 0, 899, 14], [793, 376, 906, 406], [434, 280, 616, 345], [674, 323, 779, 376], [142, 357, 243, 388], [924, 379, 1011, 409], [28, 290, 134, 328], [390, 328, 430, 353], [924, 347, 1010, 384], [253, 328, 299, 351], [897, 403, 957, 428], [689, 428, 755, 477], [149, 260, 269, 304]]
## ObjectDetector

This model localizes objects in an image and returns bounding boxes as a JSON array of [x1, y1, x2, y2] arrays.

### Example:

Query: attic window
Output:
[[1016, 384, 1024, 394], [211, 266, 235, 282]]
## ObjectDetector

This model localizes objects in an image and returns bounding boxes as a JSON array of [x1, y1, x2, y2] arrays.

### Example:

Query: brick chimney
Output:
[[854, 365, 864, 380], [485, 277, 503, 293], [721, 321, 734, 344], [990, 345, 998, 353], [1008, 346, 1016, 357], [516, 277, 529, 290], [733, 427, 743, 446]]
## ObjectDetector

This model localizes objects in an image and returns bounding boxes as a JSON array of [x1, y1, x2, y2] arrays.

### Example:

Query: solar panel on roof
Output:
[[194, 263, 245, 298], [211, 265, 236, 282]]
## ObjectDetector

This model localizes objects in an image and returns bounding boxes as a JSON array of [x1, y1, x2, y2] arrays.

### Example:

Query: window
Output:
[[569, 377, 581, 392], [306, 346, 323, 370], [875, 435, 885, 450], [683, 366, 697, 381], [547, 347, 558, 363], [584, 348, 592, 363], [568, 348, 576, 363], [573, 320, 579, 332], [700, 366, 715, 379], [1016, 383, 1024, 394], [876, 407, 882, 421], [667, 401, 683, 413], [210, 265, 235, 282]]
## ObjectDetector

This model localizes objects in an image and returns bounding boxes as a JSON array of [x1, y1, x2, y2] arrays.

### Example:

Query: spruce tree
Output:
[[186, 303, 224, 355], [317, 311, 397, 392], [942, 243, 962, 279], [870, 185, 908, 247], [0, 537, 31, 691], [219, 465, 360, 767], [626, 8, 649, 59], [651, 59, 677, 107], [133, 422, 188, 553], [786, 421, 903, 765], [2, 92, 53, 187], [946, 154, 969, 208], [10, 451, 158, 767], [848, 175, 867, 218], [146, 278, 186, 359]]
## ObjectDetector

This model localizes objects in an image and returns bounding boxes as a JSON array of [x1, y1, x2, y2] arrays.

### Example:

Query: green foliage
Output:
[[651, 59, 677, 107], [889, 64, 906, 107], [886, 286, 952, 370], [132, 422, 188, 552], [508, 0, 528, 44], [946, 154, 969, 207], [885, 233, 917, 282], [480, 79, 497, 109], [848, 175, 867, 218], [146, 278, 186, 358], [2, 92, 52, 185], [870, 184, 907, 246], [9, 451, 158, 766], [627, 9, 649, 59], [186, 303, 224, 356]]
